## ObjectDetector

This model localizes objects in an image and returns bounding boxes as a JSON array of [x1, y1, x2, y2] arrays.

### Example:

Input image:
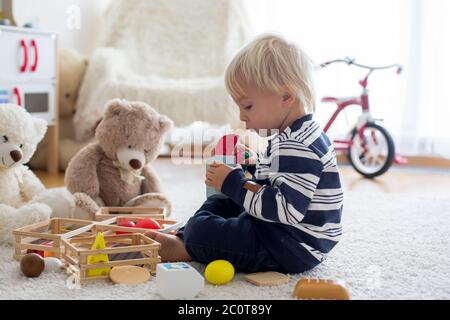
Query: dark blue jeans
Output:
[[176, 195, 281, 273]]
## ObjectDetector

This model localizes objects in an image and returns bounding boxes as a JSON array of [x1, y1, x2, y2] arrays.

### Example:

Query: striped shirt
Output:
[[221, 114, 343, 273]]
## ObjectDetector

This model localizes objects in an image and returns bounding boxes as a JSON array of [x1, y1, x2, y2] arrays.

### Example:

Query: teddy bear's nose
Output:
[[129, 159, 142, 170], [10, 150, 22, 163]]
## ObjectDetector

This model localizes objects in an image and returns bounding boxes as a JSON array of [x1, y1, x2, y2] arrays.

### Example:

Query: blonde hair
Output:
[[225, 33, 316, 113]]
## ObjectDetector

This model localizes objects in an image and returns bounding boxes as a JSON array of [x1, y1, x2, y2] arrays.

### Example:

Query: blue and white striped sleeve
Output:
[[221, 146, 323, 225]]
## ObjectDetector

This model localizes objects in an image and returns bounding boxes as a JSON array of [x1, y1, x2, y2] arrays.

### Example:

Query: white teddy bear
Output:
[[0, 104, 83, 244]]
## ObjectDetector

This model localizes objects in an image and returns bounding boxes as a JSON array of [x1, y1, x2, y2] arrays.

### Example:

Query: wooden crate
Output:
[[62, 233, 161, 284], [95, 216, 183, 235], [95, 207, 166, 222], [12, 218, 94, 260]]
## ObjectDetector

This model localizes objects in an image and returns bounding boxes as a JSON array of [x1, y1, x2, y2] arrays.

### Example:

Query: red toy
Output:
[[135, 218, 161, 230], [213, 134, 251, 166], [214, 134, 239, 157], [116, 220, 136, 235], [26, 240, 54, 258]]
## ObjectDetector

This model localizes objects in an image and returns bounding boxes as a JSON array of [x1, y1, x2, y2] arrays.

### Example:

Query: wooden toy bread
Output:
[[292, 279, 350, 300], [245, 272, 289, 286], [110, 266, 151, 285]]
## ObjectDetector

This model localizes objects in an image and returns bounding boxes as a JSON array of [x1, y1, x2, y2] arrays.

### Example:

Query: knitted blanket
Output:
[[74, 0, 250, 141]]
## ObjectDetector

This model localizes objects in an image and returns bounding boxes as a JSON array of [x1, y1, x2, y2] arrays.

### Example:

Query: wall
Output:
[[11, 0, 111, 55]]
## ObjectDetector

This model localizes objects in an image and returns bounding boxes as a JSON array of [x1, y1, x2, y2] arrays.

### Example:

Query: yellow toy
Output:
[[87, 232, 111, 277], [204, 260, 235, 285]]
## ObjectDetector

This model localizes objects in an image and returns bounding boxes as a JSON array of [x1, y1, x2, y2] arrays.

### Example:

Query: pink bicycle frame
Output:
[[320, 60, 407, 165], [322, 91, 370, 153]]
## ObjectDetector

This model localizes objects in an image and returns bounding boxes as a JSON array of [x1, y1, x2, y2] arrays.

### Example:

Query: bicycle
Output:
[[319, 57, 406, 179]]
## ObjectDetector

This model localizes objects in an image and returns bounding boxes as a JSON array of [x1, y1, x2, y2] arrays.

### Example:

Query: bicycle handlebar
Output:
[[320, 57, 402, 74]]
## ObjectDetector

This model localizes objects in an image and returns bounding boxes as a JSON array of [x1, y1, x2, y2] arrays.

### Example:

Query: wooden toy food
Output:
[[110, 266, 151, 285], [26, 240, 55, 258], [20, 253, 45, 278], [135, 218, 161, 230], [87, 232, 111, 277], [292, 278, 350, 300], [44, 257, 64, 272], [245, 272, 290, 286], [96, 216, 181, 235], [116, 220, 136, 234]]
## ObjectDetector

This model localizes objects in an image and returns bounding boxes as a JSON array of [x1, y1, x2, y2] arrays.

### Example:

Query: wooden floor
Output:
[[35, 158, 450, 198]]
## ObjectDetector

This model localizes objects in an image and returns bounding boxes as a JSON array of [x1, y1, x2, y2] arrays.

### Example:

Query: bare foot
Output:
[[145, 231, 192, 262]]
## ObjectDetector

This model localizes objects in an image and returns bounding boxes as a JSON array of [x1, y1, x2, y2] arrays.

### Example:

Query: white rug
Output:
[[1, 164, 449, 300]]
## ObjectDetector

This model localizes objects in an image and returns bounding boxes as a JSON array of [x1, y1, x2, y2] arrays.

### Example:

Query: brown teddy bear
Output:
[[64, 99, 173, 219], [30, 48, 90, 171], [58, 47, 89, 118]]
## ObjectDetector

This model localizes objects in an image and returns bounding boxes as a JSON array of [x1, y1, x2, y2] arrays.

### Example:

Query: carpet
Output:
[[1, 165, 449, 300]]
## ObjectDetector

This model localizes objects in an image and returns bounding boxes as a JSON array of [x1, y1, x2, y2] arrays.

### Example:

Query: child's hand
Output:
[[205, 162, 234, 191]]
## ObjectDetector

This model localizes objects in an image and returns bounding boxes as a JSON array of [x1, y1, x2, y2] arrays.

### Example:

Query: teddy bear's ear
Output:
[[33, 118, 48, 141], [104, 99, 130, 118], [158, 115, 173, 134]]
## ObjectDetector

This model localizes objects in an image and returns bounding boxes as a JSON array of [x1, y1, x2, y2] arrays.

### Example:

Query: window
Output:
[[244, 0, 450, 158]]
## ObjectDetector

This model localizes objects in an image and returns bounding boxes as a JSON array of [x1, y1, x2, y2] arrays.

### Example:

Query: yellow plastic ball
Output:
[[204, 260, 235, 285]]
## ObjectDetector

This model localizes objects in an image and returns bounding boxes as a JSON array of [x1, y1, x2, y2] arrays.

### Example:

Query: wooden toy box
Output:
[[12, 206, 179, 284], [62, 233, 161, 284], [96, 216, 183, 235], [95, 206, 166, 222], [12, 218, 94, 260]]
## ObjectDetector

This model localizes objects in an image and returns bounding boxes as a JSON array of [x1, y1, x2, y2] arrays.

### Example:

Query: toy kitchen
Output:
[[0, 25, 58, 125]]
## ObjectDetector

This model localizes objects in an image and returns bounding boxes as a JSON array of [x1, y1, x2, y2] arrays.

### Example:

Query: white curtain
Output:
[[243, 0, 450, 158]]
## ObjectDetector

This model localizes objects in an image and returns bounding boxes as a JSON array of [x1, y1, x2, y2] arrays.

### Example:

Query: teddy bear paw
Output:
[[73, 193, 100, 220]]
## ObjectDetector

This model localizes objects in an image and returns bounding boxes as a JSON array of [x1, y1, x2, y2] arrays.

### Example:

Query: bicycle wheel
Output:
[[347, 122, 395, 179]]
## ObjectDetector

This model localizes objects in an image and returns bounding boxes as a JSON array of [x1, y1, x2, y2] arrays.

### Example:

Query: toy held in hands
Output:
[[206, 134, 252, 198]]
